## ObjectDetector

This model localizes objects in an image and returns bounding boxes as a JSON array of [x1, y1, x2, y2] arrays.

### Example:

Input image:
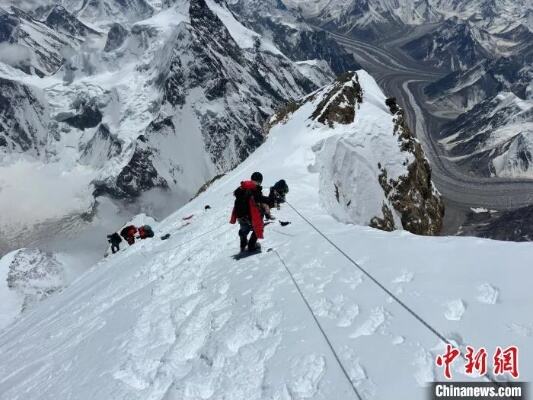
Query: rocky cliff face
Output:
[[0, 77, 49, 155], [377, 98, 444, 235], [0, 7, 80, 77]]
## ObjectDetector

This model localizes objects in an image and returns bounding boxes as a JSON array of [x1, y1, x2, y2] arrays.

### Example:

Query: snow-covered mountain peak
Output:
[[268, 71, 444, 234]]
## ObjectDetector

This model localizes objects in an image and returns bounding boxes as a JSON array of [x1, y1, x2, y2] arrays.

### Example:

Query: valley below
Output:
[[326, 25, 533, 236]]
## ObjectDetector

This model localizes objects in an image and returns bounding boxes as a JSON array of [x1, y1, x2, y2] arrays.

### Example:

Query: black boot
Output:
[[247, 232, 259, 251], [239, 234, 248, 253]]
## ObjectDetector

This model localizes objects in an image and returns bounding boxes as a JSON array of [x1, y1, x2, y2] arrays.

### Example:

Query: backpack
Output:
[[143, 225, 154, 238], [120, 225, 137, 239], [273, 180, 289, 195], [234, 187, 253, 219]]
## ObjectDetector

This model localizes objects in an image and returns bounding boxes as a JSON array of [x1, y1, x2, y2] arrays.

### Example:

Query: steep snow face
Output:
[[440, 92, 533, 178], [227, 0, 360, 74], [0, 7, 81, 77], [269, 71, 443, 234], [0, 0, 319, 253], [38, 0, 156, 27], [295, 60, 334, 87], [0, 77, 50, 155], [44, 5, 100, 38], [0, 68, 532, 399], [426, 52, 533, 115]]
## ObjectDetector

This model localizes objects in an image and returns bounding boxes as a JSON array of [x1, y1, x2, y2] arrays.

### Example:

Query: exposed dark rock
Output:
[[62, 98, 102, 130], [378, 98, 445, 235], [104, 23, 128, 52], [267, 100, 302, 129], [0, 9, 19, 42], [385, 97, 399, 114], [1, 7, 76, 76], [0, 77, 48, 155], [459, 206, 533, 242], [311, 72, 362, 126], [45, 5, 99, 37], [370, 204, 396, 232], [94, 136, 168, 199]]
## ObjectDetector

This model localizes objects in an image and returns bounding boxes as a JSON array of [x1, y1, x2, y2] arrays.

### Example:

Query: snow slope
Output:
[[1, 70, 531, 399]]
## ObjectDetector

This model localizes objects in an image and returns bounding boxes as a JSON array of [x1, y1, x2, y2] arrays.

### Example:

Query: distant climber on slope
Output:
[[230, 172, 273, 253], [138, 225, 155, 240], [267, 179, 289, 210], [120, 225, 138, 246], [107, 233, 122, 254]]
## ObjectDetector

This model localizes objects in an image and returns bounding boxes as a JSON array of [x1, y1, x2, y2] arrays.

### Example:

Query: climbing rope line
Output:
[[285, 200, 451, 345], [271, 248, 363, 400], [283, 200, 515, 389]]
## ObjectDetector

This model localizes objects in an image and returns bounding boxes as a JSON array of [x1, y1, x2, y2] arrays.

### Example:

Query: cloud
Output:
[[0, 43, 34, 67], [0, 0, 53, 10]]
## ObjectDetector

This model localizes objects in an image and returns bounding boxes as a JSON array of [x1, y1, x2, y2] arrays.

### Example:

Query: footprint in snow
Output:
[[476, 283, 499, 305], [287, 354, 326, 399], [350, 307, 390, 339], [342, 346, 377, 398], [312, 295, 360, 328], [444, 299, 466, 321]]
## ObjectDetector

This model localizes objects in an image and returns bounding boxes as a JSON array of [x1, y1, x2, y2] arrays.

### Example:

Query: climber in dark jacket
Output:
[[267, 179, 289, 209], [230, 172, 273, 252], [107, 233, 122, 254]]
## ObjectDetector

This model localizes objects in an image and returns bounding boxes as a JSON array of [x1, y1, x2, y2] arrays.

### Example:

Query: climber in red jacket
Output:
[[230, 172, 273, 252]]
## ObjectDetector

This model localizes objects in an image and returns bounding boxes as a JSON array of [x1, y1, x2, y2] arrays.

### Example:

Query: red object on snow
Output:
[[120, 225, 138, 246], [138, 226, 147, 239], [230, 180, 264, 239], [182, 215, 194, 221]]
